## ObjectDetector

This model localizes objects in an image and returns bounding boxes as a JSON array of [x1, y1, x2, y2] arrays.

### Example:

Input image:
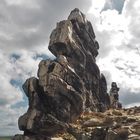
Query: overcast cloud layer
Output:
[[0, 0, 140, 136]]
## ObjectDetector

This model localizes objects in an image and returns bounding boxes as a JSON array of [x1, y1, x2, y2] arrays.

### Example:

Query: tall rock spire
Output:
[[12, 9, 120, 140]]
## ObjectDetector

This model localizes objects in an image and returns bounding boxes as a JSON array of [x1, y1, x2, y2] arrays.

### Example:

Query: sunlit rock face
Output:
[[12, 9, 121, 139]]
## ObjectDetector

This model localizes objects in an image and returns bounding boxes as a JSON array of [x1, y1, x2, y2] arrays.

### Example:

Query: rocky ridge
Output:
[[51, 107, 140, 140], [11, 9, 130, 140]]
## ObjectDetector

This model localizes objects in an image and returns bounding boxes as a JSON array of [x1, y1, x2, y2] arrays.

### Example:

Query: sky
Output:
[[0, 0, 140, 136]]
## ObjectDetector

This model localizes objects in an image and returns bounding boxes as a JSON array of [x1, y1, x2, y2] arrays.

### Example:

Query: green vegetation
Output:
[[0, 136, 12, 140]]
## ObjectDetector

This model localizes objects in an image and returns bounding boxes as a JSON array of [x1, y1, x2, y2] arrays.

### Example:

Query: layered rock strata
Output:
[[13, 9, 121, 140]]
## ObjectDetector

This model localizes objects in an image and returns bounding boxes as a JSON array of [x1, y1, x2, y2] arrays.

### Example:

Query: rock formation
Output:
[[110, 82, 122, 109], [54, 107, 140, 140], [13, 9, 122, 140]]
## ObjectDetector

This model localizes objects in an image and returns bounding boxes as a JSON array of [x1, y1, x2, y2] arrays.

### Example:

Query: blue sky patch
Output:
[[10, 54, 21, 62], [102, 0, 125, 14]]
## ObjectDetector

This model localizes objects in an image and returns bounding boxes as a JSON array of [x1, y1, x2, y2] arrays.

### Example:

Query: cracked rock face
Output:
[[110, 82, 122, 109], [13, 9, 116, 139]]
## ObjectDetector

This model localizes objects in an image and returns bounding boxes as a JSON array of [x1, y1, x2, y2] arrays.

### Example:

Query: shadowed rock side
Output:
[[12, 9, 121, 140]]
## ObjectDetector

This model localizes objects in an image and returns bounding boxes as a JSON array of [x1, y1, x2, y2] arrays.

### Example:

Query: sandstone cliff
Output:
[[12, 9, 124, 140]]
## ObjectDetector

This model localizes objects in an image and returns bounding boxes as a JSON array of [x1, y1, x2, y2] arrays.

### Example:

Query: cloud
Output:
[[88, 0, 106, 13], [102, 0, 125, 14], [97, 45, 140, 96], [0, 107, 27, 136], [89, 0, 125, 14], [88, 0, 140, 107], [0, 0, 91, 53], [0, 46, 55, 136], [0, 0, 92, 136], [120, 87, 140, 107], [0, 50, 23, 107]]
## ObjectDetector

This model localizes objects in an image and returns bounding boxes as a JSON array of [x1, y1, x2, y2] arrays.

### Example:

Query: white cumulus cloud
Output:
[[88, 0, 140, 107]]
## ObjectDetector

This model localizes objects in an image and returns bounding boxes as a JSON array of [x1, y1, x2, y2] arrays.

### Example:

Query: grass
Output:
[[0, 136, 12, 140]]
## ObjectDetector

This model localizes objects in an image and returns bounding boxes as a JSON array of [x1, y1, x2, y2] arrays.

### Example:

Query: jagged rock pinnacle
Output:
[[12, 9, 121, 140], [68, 8, 87, 24]]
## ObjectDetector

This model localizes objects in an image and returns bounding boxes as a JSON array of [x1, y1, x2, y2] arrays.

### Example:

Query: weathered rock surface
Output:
[[13, 9, 123, 140], [52, 108, 140, 140], [109, 82, 122, 109]]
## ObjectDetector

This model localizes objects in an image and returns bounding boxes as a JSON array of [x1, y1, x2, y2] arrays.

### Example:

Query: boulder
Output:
[[91, 127, 107, 140]]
